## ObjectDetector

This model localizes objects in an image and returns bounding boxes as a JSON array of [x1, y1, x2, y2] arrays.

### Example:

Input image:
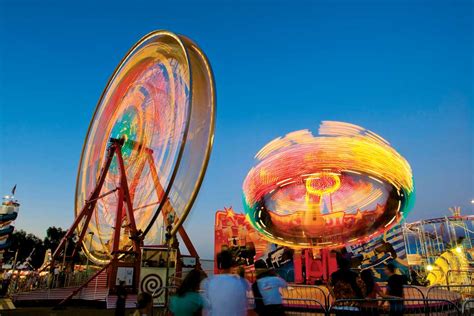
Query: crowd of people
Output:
[[329, 257, 407, 316], [125, 250, 407, 316], [167, 250, 287, 316]]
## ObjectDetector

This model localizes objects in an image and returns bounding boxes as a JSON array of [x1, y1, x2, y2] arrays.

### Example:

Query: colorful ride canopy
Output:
[[76, 31, 215, 264], [243, 121, 414, 249]]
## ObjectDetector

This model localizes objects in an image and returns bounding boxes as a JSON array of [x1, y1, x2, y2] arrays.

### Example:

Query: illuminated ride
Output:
[[243, 121, 415, 249], [0, 187, 19, 259], [50, 30, 215, 293], [403, 210, 474, 286], [426, 246, 470, 286]]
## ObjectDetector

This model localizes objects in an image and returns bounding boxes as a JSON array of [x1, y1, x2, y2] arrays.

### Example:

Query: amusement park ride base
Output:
[[50, 138, 199, 306]]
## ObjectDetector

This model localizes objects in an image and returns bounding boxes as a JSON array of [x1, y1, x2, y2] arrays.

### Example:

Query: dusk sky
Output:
[[0, 1, 472, 259]]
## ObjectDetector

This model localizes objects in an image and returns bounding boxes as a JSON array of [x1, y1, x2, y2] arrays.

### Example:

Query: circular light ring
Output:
[[76, 31, 215, 264], [242, 121, 414, 249], [305, 172, 341, 196]]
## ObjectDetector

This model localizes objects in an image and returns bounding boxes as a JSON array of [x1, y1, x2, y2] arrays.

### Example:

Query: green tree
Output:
[[4, 227, 84, 269], [7, 230, 45, 269], [43, 226, 82, 264], [43, 226, 67, 252]]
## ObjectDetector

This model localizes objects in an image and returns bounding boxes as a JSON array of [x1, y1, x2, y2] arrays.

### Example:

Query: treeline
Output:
[[4, 227, 83, 269]]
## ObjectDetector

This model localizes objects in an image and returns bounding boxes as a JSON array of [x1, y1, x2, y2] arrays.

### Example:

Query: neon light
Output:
[[305, 173, 341, 195], [368, 176, 384, 184], [384, 215, 397, 227]]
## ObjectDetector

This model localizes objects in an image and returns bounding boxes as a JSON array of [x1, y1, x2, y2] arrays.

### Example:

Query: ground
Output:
[[0, 307, 167, 316]]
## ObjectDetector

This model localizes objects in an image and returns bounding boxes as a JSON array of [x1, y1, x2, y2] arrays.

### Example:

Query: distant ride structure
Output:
[[403, 210, 474, 286], [0, 189, 19, 256], [243, 121, 415, 249]]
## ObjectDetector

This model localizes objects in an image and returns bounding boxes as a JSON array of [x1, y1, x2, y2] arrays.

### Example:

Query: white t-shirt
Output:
[[202, 274, 248, 316]]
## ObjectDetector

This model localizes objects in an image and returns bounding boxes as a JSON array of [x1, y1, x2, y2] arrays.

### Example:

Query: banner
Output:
[[214, 207, 294, 280]]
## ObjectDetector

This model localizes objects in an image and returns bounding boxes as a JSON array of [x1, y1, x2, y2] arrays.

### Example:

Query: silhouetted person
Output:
[[115, 280, 127, 316], [384, 263, 406, 316], [360, 269, 384, 315], [330, 257, 363, 299]]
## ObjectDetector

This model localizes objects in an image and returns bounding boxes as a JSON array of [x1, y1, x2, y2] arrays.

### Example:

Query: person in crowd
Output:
[[115, 280, 127, 316], [384, 263, 406, 316], [340, 248, 353, 262], [201, 250, 248, 316], [252, 261, 287, 316], [170, 269, 206, 316], [329, 258, 363, 315], [133, 292, 153, 316], [360, 269, 384, 315], [330, 257, 363, 300]]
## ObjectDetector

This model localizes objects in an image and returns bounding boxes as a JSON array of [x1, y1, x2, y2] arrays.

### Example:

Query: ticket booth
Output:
[[140, 246, 177, 306]]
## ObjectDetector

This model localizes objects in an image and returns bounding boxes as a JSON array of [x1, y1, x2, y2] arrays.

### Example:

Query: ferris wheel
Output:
[[51, 31, 215, 283]]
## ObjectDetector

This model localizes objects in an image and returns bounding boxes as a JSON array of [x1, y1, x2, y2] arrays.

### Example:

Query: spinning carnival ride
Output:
[[51, 30, 215, 291], [243, 121, 415, 249]]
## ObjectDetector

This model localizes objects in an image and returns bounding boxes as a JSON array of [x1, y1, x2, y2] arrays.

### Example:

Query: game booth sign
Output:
[[214, 208, 409, 284], [214, 207, 295, 281]]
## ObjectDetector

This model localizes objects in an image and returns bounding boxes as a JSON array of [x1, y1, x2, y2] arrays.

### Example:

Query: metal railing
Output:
[[402, 285, 426, 300], [327, 284, 428, 304], [154, 285, 469, 315], [447, 269, 474, 287], [247, 292, 326, 314], [283, 297, 326, 315], [462, 299, 474, 316], [7, 269, 96, 294], [427, 285, 474, 301], [328, 298, 462, 315], [284, 284, 329, 308]]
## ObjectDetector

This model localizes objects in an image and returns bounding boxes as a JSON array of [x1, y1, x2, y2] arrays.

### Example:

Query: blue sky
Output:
[[0, 1, 472, 259]]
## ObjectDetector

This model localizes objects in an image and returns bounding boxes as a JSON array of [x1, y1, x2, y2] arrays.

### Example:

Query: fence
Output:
[[155, 284, 474, 315], [462, 299, 474, 315], [427, 285, 474, 301], [328, 298, 461, 316], [284, 284, 329, 308], [10, 267, 473, 315], [7, 269, 97, 294], [447, 269, 474, 287], [247, 291, 327, 315], [161, 294, 467, 315]]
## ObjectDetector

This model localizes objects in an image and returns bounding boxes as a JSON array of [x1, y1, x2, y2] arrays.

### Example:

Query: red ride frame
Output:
[[51, 137, 200, 292], [51, 138, 142, 289]]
